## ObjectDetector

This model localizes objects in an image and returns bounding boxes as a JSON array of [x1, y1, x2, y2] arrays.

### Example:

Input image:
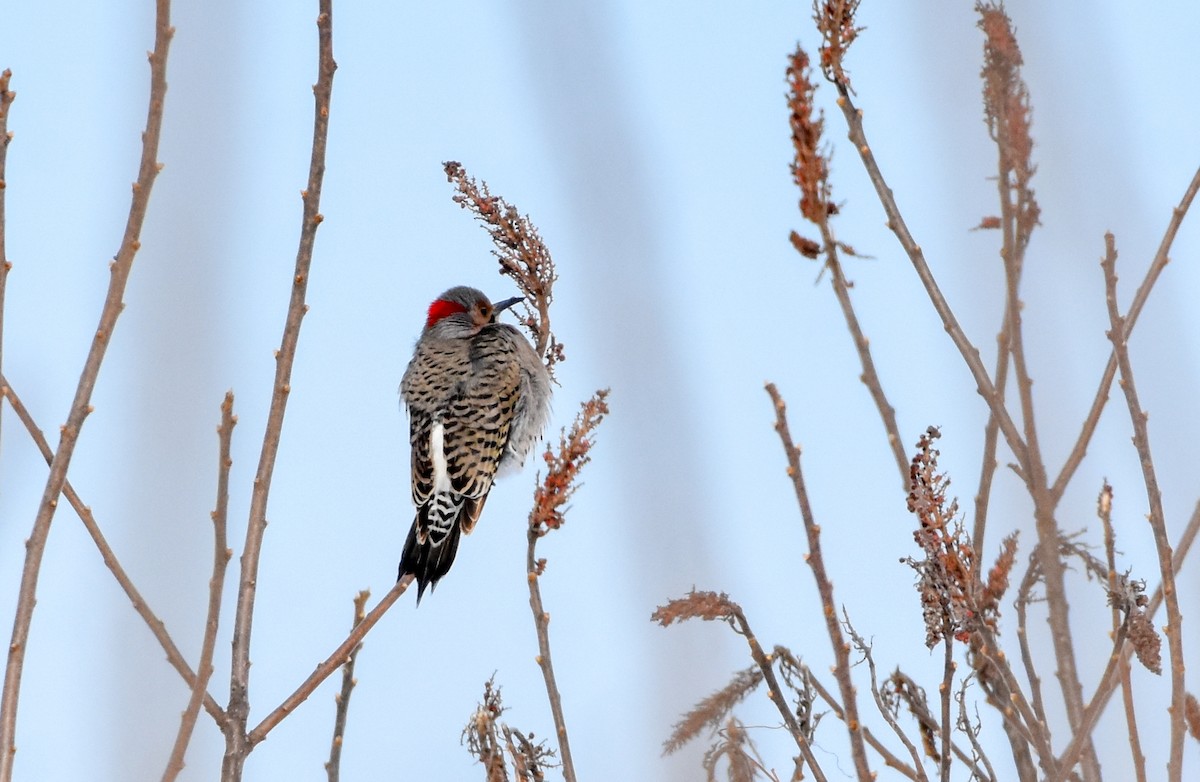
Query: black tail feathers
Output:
[[398, 519, 463, 605]]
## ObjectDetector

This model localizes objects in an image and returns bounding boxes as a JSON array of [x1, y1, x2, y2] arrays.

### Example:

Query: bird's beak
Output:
[[493, 296, 524, 316]]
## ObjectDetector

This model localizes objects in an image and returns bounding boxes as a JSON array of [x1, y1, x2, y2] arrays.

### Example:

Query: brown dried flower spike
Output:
[[529, 390, 610, 535], [444, 160, 565, 380], [904, 427, 977, 647]]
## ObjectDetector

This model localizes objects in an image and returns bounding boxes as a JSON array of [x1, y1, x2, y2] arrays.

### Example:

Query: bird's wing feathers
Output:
[[401, 332, 523, 538]]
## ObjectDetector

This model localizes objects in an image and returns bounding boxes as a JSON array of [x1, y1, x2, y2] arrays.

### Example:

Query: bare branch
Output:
[[786, 44, 907, 488], [0, 68, 14, 457], [0, 6, 173, 775], [222, 5, 337, 779], [764, 382, 871, 781], [845, 629, 928, 782], [1052, 165, 1200, 501], [0, 376, 225, 726], [828, 47, 1031, 492], [325, 590, 370, 782], [248, 578, 407, 746], [799, 663, 919, 779], [1099, 483, 1149, 782], [1101, 233, 1185, 782], [162, 393, 237, 782]]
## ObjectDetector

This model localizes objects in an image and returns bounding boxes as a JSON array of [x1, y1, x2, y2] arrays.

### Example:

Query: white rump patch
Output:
[[430, 422, 451, 494]]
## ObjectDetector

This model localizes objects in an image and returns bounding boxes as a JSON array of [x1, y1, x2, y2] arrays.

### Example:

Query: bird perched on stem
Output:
[[399, 285, 551, 602]]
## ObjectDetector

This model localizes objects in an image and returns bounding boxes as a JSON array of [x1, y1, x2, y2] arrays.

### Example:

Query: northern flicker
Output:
[[398, 285, 552, 602]]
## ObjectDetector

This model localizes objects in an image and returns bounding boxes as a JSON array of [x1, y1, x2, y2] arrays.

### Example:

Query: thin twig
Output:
[[1101, 233, 1185, 782], [765, 383, 873, 781], [524, 534, 576, 782], [971, 322, 1010, 555], [886, 666, 996, 781], [1064, 499, 1200, 764], [727, 607, 828, 782], [938, 640, 953, 782], [1098, 482, 1149, 782], [828, 84, 1030, 484], [0, 6, 173, 776], [1051, 621, 1130, 782], [249, 578, 408, 746], [222, 4, 336, 779], [786, 46, 907, 488], [845, 627, 928, 782], [325, 590, 370, 782], [956, 680, 998, 782], [162, 392, 236, 782], [1052, 165, 1200, 502], [0, 68, 14, 459], [1013, 554, 1049, 737], [799, 667, 919, 780], [0, 376, 225, 725]]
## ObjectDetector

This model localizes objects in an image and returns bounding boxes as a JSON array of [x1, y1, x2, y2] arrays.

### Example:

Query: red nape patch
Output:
[[425, 298, 467, 328]]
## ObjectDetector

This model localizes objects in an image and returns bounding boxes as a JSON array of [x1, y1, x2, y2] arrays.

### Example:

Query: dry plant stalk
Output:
[[464, 678, 514, 782], [463, 678, 554, 782], [524, 390, 609, 782], [0, 4, 173, 779]]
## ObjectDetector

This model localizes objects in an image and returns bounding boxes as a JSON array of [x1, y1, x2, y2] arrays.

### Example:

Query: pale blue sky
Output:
[[2, 2, 1199, 779]]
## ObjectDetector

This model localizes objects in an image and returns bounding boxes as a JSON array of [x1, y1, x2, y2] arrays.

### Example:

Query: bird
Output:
[[398, 285, 552, 602]]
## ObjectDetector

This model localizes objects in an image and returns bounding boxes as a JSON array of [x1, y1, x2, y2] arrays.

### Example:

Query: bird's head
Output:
[[424, 286, 523, 335]]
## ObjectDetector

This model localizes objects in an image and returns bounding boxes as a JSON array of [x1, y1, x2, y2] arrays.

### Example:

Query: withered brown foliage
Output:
[[813, 0, 863, 87], [443, 160, 565, 378], [977, 2, 1039, 238], [700, 720, 770, 782], [652, 590, 736, 626], [663, 665, 764, 756], [883, 671, 942, 763], [980, 531, 1019, 616], [787, 45, 830, 227], [1186, 693, 1200, 743], [462, 678, 554, 782], [463, 678, 511, 782], [788, 231, 822, 259], [1105, 568, 1161, 674], [1126, 610, 1162, 676], [905, 427, 978, 647], [529, 389, 610, 535]]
